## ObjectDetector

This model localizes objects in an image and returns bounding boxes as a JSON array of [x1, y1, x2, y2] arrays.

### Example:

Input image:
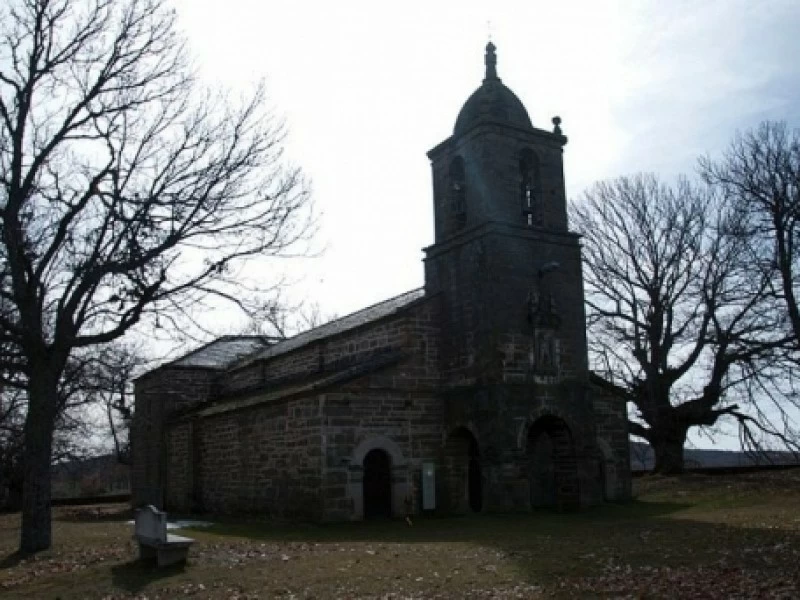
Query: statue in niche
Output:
[[526, 290, 561, 330], [534, 330, 559, 376], [527, 266, 562, 376]]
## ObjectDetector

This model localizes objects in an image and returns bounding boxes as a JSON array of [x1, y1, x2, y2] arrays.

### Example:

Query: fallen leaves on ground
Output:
[[2, 471, 800, 598]]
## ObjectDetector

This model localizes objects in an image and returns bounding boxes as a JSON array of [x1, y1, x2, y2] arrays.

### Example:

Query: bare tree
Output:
[[574, 174, 795, 474], [73, 342, 147, 465], [244, 294, 336, 339], [0, 0, 311, 552], [0, 345, 117, 510], [700, 121, 800, 347], [0, 387, 25, 509]]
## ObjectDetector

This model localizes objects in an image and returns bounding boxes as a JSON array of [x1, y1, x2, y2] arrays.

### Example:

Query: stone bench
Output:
[[134, 505, 194, 567]]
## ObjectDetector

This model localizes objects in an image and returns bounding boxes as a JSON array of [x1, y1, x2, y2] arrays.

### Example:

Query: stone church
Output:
[[132, 43, 631, 520]]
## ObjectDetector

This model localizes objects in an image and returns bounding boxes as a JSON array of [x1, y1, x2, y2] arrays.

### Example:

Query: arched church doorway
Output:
[[527, 416, 579, 509], [363, 448, 392, 518], [443, 427, 482, 513]]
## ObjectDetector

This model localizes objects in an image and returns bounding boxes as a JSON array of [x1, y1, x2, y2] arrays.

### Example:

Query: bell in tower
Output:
[[428, 42, 569, 242]]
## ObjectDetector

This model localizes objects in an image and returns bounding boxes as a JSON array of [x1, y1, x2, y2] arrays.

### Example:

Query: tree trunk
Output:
[[651, 427, 688, 474], [19, 373, 58, 554]]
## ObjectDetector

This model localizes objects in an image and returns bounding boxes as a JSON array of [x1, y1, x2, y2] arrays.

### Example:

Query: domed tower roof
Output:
[[453, 42, 533, 136]]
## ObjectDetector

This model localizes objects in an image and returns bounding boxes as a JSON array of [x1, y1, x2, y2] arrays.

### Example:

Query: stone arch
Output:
[[526, 415, 580, 509], [442, 422, 481, 448], [350, 435, 406, 467], [348, 435, 407, 520], [449, 156, 467, 229], [442, 427, 482, 514], [516, 408, 580, 450]]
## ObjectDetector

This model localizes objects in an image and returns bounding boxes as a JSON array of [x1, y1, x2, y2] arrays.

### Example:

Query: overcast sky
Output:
[[164, 1, 800, 449], [174, 0, 800, 324]]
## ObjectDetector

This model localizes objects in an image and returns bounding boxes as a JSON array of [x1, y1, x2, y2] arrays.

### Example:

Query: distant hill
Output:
[[630, 441, 799, 472], [52, 454, 130, 499]]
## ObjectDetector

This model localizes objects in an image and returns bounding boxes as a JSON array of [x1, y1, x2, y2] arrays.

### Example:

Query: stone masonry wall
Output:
[[592, 384, 632, 501], [425, 225, 588, 389], [443, 381, 602, 512], [164, 422, 191, 510], [184, 395, 323, 518], [319, 391, 443, 520], [430, 125, 568, 239], [163, 296, 443, 519], [132, 367, 215, 508], [219, 301, 433, 397], [318, 297, 443, 519]]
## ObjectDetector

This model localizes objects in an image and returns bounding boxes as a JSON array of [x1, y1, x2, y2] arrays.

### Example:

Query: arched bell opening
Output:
[[449, 156, 467, 229], [519, 148, 541, 227], [527, 416, 579, 510], [443, 427, 482, 513]]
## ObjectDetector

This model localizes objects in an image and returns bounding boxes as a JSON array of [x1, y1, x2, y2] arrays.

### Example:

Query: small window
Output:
[[449, 157, 466, 229], [519, 149, 541, 226]]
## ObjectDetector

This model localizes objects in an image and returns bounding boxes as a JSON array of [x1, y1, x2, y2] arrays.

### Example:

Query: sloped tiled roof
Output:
[[189, 349, 406, 418], [237, 288, 426, 368], [171, 336, 274, 369]]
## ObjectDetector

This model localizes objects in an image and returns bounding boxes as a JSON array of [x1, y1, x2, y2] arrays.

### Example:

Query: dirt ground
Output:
[[1, 470, 799, 598]]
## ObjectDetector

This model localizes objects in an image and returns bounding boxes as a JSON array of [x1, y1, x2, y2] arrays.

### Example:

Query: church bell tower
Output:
[[424, 42, 589, 388]]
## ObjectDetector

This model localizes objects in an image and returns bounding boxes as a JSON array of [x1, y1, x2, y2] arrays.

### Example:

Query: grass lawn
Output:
[[1, 470, 799, 598]]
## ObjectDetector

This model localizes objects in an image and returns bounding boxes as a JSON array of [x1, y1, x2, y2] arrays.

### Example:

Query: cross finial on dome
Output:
[[484, 41, 499, 82]]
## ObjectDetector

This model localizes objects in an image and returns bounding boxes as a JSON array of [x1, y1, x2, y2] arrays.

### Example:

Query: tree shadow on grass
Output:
[[183, 500, 692, 545], [110, 559, 186, 594], [175, 498, 800, 591], [505, 513, 800, 591], [2, 495, 798, 598]]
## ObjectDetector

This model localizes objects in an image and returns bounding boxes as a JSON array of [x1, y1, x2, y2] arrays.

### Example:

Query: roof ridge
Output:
[[165, 335, 273, 371], [234, 288, 426, 369], [288, 287, 424, 339]]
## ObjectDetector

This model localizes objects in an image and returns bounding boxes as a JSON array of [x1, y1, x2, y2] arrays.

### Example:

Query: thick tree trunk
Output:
[[19, 374, 58, 554], [651, 427, 688, 475]]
